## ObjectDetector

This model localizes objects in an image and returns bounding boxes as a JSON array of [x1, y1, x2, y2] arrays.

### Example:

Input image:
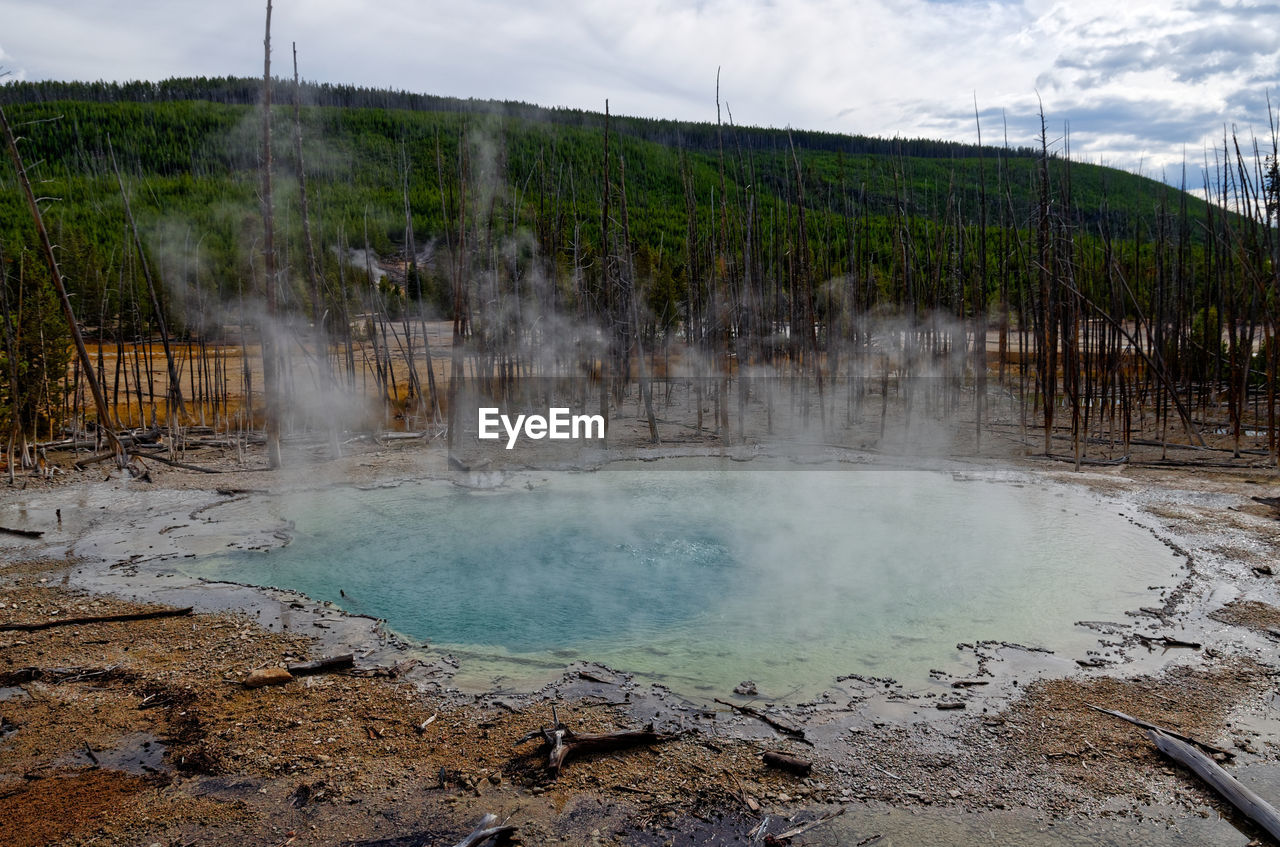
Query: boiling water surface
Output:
[[190, 465, 1178, 698]]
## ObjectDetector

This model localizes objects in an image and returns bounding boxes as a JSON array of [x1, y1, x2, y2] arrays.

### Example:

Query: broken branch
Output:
[[714, 698, 810, 745], [0, 606, 193, 632], [1086, 704, 1234, 759], [286, 654, 354, 676], [450, 812, 517, 847]]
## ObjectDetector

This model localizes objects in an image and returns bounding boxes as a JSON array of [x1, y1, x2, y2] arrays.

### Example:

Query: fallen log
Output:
[[243, 667, 293, 689], [1086, 704, 1234, 759], [714, 698, 810, 745], [136, 453, 222, 474], [0, 526, 43, 538], [762, 750, 812, 776], [547, 725, 667, 773], [1136, 634, 1202, 650], [516, 708, 670, 774], [1148, 729, 1280, 842], [74, 450, 126, 469], [450, 812, 517, 847], [0, 606, 193, 632], [286, 654, 354, 677]]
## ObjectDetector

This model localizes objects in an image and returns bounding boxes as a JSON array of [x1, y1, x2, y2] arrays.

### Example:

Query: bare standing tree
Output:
[[260, 0, 283, 468]]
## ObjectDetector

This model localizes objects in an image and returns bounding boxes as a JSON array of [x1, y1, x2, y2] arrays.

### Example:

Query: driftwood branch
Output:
[[133, 453, 223, 474], [1135, 633, 1201, 650], [286, 654, 354, 676], [0, 606, 193, 632], [1148, 729, 1280, 842], [0, 526, 42, 538], [1086, 704, 1234, 759], [714, 698, 810, 745], [552, 726, 665, 772], [449, 812, 517, 847], [516, 709, 670, 774]]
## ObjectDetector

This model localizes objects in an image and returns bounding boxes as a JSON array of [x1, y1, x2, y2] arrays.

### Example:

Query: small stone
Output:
[[488, 773, 502, 785], [949, 789, 962, 799], [244, 667, 293, 689], [734, 680, 759, 696]]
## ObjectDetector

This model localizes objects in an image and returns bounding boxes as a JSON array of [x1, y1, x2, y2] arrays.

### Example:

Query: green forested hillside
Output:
[[0, 76, 1207, 318]]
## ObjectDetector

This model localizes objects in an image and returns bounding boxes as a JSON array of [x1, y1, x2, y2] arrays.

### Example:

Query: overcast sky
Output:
[[2, 0, 1277, 188]]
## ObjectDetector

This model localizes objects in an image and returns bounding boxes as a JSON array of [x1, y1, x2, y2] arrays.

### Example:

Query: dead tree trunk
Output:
[[259, 0, 283, 468], [1149, 729, 1280, 842], [0, 105, 126, 465], [108, 138, 185, 422]]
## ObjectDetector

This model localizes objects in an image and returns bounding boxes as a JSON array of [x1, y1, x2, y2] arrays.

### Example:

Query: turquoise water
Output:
[[189, 466, 1178, 698]]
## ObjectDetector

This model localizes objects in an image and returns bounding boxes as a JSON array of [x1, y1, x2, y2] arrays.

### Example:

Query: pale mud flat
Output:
[[3, 439, 1280, 845]]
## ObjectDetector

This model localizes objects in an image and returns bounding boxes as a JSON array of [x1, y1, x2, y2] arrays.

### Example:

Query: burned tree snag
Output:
[[259, 0, 283, 468]]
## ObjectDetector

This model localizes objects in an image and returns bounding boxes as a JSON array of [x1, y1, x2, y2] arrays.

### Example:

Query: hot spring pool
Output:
[[188, 463, 1179, 698]]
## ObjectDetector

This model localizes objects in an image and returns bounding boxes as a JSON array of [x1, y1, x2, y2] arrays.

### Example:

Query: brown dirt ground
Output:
[[0, 564, 804, 846], [1210, 599, 1280, 633]]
